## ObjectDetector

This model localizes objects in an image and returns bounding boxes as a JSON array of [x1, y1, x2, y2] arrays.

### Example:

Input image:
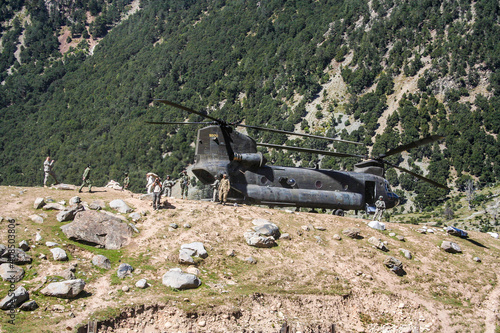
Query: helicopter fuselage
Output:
[[191, 125, 399, 211]]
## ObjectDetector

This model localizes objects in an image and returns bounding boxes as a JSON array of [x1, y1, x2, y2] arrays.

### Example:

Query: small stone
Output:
[[135, 279, 148, 289], [244, 257, 257, 264], [473, 257, 481, 263], [198, 320, 206, 327], [122, 286, 129, 292]]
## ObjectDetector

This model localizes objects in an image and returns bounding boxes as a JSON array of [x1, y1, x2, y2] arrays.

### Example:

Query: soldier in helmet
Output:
[[373, 196, 386, 221], [218, 173, 230, 205], [122, 173, 130, 191], [178, 170, 190, 199], [211, 174, 220, 202], [162, 175, 176, 198], [79, 165, 92, 193]]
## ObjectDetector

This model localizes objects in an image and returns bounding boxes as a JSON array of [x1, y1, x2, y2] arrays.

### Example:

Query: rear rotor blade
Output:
[[383, 160, 449, 190], [377, 135, 444, 158], [155, 99, 222, 123], [258, 143, 366, 159], [237, 124, 363, 145]]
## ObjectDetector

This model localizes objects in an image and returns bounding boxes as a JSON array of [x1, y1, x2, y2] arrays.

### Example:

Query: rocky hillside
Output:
[[0, 184, 499, 332]]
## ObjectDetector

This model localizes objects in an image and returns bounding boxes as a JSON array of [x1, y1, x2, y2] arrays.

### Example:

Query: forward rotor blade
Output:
[[383, 160, 449, 190], [258, 143, 366, 159], [378, 135, 444, 158], [237, 124, 363, 145], [155, 99, 222, 123], [145, 121, 214, 125]]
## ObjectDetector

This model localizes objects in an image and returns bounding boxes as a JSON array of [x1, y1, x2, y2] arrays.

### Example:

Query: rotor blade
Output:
[[145, 121, 214, 125], [378, 135, 445, 158], [155, 99, 222, 123], [236, 124, 363, 145], [258, 143, 366, 159], [383, 160, 449, 190]]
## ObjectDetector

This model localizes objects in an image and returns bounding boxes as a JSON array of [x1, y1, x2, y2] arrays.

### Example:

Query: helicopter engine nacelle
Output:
[[233, 152, 267, 168]]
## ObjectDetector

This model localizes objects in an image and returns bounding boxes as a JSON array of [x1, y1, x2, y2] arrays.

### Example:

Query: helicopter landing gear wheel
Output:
[[334, 209, 344, 217]]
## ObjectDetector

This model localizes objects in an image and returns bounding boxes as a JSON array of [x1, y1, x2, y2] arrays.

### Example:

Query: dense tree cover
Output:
[[0, 0, 499, 205]]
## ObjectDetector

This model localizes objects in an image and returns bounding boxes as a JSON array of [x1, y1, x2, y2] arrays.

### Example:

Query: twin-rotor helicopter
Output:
[[149, 100, 448, 215]]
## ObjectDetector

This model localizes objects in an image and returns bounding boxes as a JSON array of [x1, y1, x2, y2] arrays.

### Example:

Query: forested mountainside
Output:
[[0, 0, 499, 210]]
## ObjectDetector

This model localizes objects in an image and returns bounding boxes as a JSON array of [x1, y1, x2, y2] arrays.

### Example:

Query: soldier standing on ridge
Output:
[[373, 196, 386, 222], [162, 175, 175, 197], [43, 156, 59, 187], [211, 174, 220, 202], [179, 170, 190, 199], [79, 165, 92, 193], [218, 173, 230, 205], [122, 173, 130, 191]]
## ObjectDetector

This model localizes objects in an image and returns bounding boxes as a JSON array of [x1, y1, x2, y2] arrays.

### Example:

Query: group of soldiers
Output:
[[146, 170, 231, 210], [145, 170, 189, 210]]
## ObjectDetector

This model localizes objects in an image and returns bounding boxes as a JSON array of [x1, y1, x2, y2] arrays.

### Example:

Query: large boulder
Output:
[[29, 214, 44, 224], [0, 286, 29, 309], [57, 205, 84, 222], [117, 263, 134, 278], [180, 242, 208, 259], [0, 263, 24, 282], [383, 256, 405, 276], [368, 221, 386, 231], [50, 248, 68, 261], [162, 268, 201, 290], [34, 198, 45, 209], [109, 199, 133, 214], [60, 211, 133, 249], [40, 279, 85, 298], [244, 231, 277, 248], [0, 245, 32, 264], [441, 241, 462, 254], [252, 219, 281, 240], [42, 203, 65, 211], [368, 237, 389, 252], [342, 228, 362, 239], [92, 255, 111, 269]]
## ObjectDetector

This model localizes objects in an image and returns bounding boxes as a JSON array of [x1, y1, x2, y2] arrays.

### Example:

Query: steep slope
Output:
[[0, 185, 499, 332]]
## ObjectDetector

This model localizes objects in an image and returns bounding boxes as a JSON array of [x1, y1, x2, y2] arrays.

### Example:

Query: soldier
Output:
[[79, 165, 92, 193], [43, 156, 59, 187], [152, 177, 162, 210], [218, 173, 230, 205], [179, 170, 190, 199], [373, 196, 386, 221], [211, 175, 220, 202], [162, 175, 176, 197], [122, 173, 130, 191]]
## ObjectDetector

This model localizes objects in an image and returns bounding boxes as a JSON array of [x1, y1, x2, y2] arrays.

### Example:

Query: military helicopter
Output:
[[150, 100, 448, 215]]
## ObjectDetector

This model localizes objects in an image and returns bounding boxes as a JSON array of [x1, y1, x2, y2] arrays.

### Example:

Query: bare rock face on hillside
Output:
[[60, 210, 134, 249]]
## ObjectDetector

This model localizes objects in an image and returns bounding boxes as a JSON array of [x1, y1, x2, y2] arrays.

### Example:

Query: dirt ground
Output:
[[0, 185, 499, 333]]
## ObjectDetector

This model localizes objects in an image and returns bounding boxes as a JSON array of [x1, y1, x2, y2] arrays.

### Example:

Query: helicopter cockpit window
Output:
[[315, 180, 322, 189], [261, 176, 268, 184], [343, 184, 348, 190], [287, 178, 296, 187]]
